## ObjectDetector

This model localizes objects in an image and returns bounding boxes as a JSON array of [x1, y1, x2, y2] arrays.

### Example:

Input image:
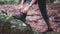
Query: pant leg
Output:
[[13, 13, 27, 22], [37, 0, 49, 22], [25, 0, 31, 4]]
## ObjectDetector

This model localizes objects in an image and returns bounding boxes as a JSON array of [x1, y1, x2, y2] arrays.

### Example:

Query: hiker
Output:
[[13, 0, 36, 22]]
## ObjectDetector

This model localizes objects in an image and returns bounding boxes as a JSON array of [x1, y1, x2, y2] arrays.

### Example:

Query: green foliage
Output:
[[0, 0, 20, 4], [0, 13, 14, 22]]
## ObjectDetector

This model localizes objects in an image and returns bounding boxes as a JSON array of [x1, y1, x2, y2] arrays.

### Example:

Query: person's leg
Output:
[[13, 0, 30, 22], [37, 0, 53, 33]]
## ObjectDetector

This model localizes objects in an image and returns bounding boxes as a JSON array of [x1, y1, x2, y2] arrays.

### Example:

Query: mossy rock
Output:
[[0, 12, 37, 34]]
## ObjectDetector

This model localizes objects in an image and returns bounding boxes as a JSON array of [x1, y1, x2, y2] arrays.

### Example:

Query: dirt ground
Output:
[[0, 3, 60, 33]]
